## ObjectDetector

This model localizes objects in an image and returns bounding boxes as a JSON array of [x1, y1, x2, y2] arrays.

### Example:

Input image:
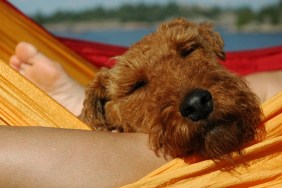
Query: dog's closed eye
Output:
[[180, 47, 195, 57], [178, 43, 198, 58], [127, 80, 147, 95]]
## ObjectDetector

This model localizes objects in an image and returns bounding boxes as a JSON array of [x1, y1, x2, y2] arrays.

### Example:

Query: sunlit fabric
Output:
[[0, 1, 96, 86], [123, 92, 282, 187], [0, 1, 281, 187]]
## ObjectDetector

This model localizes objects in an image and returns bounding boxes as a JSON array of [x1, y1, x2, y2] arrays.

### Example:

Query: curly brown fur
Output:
[[79, 18, 263, 160]]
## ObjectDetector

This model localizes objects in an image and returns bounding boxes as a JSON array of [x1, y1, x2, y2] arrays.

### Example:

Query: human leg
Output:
[[9, 42, 85, 116], [6, 42, 169, 187], [9, 42, 282, 110], [244, 70, 282, 102], [0, 126, 167, 187]]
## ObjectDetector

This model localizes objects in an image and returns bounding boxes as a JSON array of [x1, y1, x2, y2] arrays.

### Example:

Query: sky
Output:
[[9, 0, 279, 15]]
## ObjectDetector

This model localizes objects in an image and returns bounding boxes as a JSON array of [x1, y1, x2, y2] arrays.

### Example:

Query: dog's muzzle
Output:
[[179, 88, 213, 121]]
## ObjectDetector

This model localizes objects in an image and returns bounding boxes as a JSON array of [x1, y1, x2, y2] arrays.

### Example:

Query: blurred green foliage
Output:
[[236, 0, 282, 27], [32, 1, 282, 28], [31, 2, 222, 23]]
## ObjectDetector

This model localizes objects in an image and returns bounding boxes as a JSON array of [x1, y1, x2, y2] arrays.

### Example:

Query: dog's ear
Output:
[[199, 22, 226, 60], [161, 18, 199, 58], [161, 18, 225, 60], [79, 68, 110, 130]]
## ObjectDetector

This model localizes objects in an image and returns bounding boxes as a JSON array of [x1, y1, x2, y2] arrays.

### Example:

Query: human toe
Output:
[[15, 41, 38, 62], [9, 55, 22, 70]]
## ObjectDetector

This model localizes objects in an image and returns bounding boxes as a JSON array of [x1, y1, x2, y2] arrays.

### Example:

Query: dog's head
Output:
[[80, 18, 263, 160]]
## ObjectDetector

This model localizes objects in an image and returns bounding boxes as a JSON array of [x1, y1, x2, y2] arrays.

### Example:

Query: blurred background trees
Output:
[[32, 0, 282, 31]]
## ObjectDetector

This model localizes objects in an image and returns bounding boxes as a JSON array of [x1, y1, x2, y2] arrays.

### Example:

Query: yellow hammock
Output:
[[1, 1, 282, 187]]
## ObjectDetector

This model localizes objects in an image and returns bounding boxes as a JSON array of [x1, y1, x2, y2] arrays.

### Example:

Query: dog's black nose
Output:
[[179, 89, 213, 121]]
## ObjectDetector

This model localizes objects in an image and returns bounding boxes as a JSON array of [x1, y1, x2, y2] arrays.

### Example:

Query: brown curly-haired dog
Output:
[[79, 18, 262, 160]]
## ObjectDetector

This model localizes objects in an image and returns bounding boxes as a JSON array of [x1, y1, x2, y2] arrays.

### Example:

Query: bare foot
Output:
[[244, 70, 282, 103], [9, 42, 85, 116]]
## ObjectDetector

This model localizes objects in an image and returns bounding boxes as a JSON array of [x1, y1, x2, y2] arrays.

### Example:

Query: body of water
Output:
[[53, 27, 282, 51]]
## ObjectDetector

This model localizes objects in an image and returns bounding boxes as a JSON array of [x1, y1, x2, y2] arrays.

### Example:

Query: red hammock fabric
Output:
[[6, 0, 282, 76], [58, 37, 282, 76]]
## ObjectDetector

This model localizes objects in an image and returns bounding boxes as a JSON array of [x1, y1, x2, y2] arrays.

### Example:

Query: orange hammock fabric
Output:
[[1, 1, 282, 187], [0, 1, 96, 86], [3, 1, 282, 76], [123, 93, 282, 187]]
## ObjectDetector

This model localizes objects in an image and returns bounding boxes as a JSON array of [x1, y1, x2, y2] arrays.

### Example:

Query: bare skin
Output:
[[9, 42, 282, 111], [7, 42, 169, 187], [6, 42, 282, 187], [244, 70, 282, 102], [0, 126, 167, 188], [10, 42, 84, 116]]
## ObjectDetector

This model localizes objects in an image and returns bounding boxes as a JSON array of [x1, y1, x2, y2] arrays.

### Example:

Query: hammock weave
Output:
[[0, 1, 281, 187]]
